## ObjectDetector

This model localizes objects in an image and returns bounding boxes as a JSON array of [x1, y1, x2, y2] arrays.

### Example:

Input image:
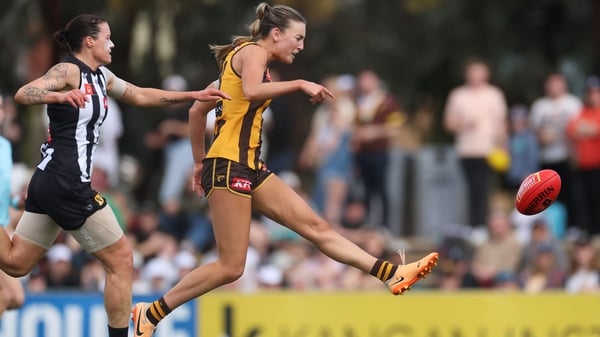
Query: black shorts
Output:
[[201, 158, 273, 198], [25, 169, 107, 230]]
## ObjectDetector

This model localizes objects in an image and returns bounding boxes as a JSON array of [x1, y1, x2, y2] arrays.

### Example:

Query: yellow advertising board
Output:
[[200, 291, 600, 337]]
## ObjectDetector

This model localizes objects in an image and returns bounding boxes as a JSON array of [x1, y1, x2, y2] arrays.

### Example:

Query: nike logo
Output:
[[135, 309, 144, 336], [216, 175, 226, 183], [389, 276, 405, 287]]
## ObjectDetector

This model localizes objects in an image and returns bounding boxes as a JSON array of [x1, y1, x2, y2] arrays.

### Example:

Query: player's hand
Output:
[[300, 80, 334, 104], [193, 88, 231, 102], [192, 162, 205, 198], [61, 89, 88, 108]]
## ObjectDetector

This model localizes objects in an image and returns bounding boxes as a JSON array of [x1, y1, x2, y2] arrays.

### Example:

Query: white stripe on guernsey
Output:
[[76, 72, 107, 182]]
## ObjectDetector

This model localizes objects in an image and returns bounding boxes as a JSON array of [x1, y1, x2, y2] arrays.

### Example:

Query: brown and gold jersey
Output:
[[206, 42, 272, 170]]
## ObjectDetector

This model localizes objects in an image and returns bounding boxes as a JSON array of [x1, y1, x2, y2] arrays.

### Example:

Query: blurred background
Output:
[[0, 0, 600, 335]]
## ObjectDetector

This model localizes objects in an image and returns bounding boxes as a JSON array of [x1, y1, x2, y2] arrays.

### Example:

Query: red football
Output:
[[515, 169, 562, 215]]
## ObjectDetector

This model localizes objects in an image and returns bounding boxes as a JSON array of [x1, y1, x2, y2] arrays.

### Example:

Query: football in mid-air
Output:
[[515, 169, 561, 215]]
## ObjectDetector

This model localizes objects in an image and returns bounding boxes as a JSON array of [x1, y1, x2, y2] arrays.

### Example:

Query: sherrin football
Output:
[[515, 169, 561, 215]]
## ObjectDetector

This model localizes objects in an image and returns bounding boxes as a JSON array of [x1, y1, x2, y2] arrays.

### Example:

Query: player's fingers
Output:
[[66, 95, 80, 108], [77, 96, 86, 108], [71, 91, 87, 107], [204, 94, 228, 101], [322, 88, 335, 99], [212, 88, 231, 100], [205, 88, 231, 100], [68, 98, 78, 108]]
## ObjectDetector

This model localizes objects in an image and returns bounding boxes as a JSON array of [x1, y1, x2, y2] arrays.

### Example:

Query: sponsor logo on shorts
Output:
[[231, 177, 252, 192]]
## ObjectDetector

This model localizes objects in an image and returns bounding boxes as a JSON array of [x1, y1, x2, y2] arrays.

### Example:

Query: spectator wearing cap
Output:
[[45, 244, 81, 289], [565, 234, 599, 293], [257, 264, 285, 290], [143, 256, 178, 293], [174, 250, 197, 281], [567, 76, 600, 235]]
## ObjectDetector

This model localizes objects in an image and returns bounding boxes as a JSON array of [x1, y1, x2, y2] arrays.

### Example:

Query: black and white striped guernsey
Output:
[[37, 55, 110, 182]]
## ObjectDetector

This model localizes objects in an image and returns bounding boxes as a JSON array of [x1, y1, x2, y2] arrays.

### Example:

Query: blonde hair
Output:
[[210, 2, 306, 69]]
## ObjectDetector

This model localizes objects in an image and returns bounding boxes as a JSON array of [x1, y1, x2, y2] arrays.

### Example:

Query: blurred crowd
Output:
[[1, 61, 599, 295]]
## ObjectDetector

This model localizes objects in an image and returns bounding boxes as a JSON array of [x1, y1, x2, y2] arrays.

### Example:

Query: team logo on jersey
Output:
[[231, 177, 252, 192], [94, 193, 106, 207], [84, 83, 94, 95]]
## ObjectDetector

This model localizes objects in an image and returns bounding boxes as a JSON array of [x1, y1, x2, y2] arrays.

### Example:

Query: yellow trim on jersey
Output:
[[206, 42, 272, 170]]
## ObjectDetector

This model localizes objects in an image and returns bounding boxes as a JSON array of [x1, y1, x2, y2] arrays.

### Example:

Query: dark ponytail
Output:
[[53, 14, 107, 54], [210, 2, 305, 69]]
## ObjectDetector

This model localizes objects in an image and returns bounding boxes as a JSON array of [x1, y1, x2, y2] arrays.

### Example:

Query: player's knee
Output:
[[112, 246, 133, 273], [3, 265, 30, 278], [219, 263, 245, 284], [313, 217, 332, 232], [305, 216, 332, 240], [100, 241, 133, 275]]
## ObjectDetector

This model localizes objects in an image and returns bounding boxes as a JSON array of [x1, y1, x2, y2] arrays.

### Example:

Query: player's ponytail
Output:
[[53, 14, 106, 54], [210, 2, 305, 69]]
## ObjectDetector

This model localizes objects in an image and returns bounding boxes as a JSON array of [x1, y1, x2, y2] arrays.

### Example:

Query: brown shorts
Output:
[[201, 158, 273, 198]]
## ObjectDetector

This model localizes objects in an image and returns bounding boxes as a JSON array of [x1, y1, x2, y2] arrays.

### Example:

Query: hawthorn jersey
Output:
[[38, 55, 110, 182], [206, 42, 272, 170]]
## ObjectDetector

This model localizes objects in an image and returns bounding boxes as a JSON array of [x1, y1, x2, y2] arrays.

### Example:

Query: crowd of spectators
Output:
[[0, 62, 599, 295]]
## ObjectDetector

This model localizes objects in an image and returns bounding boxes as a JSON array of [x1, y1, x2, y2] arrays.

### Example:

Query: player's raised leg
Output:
[[252, 174, 438, 295]]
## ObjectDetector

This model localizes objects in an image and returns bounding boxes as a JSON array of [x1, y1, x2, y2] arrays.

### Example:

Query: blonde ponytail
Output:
[[210, 2, 305, 68]]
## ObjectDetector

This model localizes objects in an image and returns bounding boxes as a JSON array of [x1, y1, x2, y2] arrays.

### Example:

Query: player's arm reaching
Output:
[[14, 63, 88, 108], [189, 80, 221, 196], [238, 44, 333, 104], [102, 68, 230, 107]]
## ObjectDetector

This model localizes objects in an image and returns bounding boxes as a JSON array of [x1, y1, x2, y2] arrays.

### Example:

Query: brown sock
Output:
[[370, 259, 398, 282], [146, 297, 172, 325]]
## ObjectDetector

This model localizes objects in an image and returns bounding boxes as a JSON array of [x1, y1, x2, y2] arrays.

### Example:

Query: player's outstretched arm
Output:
[[238, 44, 333, 104], [115, 80, 229, 108]]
